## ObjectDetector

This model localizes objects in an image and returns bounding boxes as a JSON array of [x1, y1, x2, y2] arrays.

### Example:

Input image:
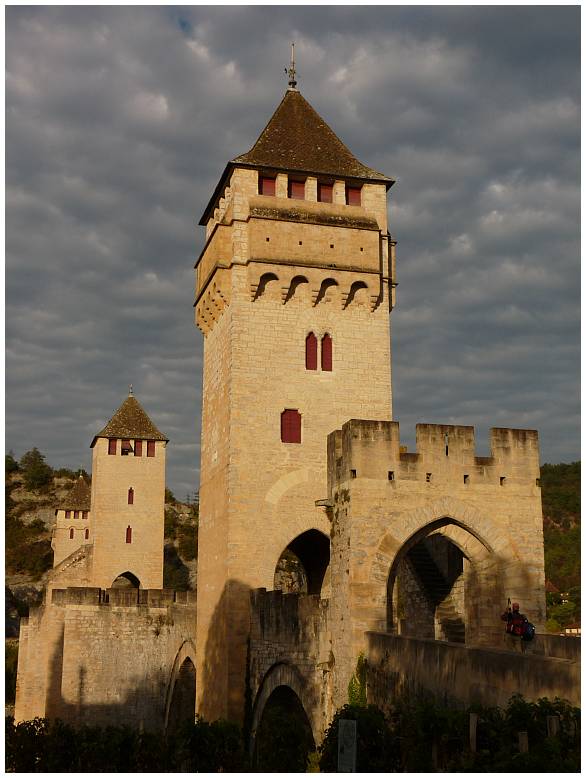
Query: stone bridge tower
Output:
[[88, 390, 167, 590], [194, 82, 396, 722]]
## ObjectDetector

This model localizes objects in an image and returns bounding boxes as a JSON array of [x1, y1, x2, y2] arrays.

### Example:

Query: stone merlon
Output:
[[327, 420, 540, 489]]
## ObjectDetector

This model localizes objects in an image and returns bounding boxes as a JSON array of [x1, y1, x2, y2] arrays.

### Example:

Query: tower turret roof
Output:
[[58, 474, 91, 511], [199, 89, 394, 225], [233, 89, 392, 183], [91, 394, 168, 447]]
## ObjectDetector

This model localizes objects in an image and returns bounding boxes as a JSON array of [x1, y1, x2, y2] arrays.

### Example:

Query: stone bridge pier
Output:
[[248, 589, 332, 747]]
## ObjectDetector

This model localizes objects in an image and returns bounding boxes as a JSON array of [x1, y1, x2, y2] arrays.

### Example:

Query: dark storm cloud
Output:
[[6, 6, 580, 496]]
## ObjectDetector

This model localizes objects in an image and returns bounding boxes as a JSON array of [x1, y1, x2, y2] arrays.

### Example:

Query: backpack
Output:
[[522, 620, 535, 642]]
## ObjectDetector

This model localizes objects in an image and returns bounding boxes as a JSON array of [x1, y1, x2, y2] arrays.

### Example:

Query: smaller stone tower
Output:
[[88, 390, 167, 590], [51, 474, 91, 566]]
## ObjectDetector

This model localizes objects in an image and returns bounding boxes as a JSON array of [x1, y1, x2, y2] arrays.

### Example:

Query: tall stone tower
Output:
[[195, 81, 396, 722], [88, 390, 167, 590]]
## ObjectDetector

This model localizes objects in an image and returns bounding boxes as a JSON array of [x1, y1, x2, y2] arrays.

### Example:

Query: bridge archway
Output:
[[111, 571, 141, 588], [164, 639, 197, 732], [251, 663, 316, 769], [385, 516, 494, 642], [273, 529, 330, 596]]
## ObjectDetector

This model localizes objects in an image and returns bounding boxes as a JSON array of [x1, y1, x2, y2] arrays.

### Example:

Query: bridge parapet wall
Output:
[[249, 588, 332, 741], [366, 632, 580, 713], [15, 587, 196, 729]]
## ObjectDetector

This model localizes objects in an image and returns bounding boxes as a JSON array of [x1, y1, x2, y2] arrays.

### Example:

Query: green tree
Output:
[[19, 448, 53, 492], [319, 704, 398, 772], [6, 452, 19, 475]]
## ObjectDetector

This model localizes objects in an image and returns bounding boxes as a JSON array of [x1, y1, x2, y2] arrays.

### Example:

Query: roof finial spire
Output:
[[285, 41, 297, 91], [129, 384, 133, 396]]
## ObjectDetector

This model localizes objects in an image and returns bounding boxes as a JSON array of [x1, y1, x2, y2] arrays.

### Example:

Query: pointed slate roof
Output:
[[91, 394, 168, 447], [199, 88, 394, 225], [59, 474, 91, 511], [234, 89, 391, 182]]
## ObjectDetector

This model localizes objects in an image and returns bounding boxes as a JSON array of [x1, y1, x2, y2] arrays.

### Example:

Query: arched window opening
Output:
[[305, 333, 317, 370], [128, 487, 134, 505], [321, 333, 332, 371], [281, 409, 301, 444], [111, 571, 141, 589], [166, 658, 196, 735], [253, 685, 315, 772], [69, 528, 74, 540], [388, 532, 466, 643], [126, 526, 132, 544], [274, 529, 330, 596]]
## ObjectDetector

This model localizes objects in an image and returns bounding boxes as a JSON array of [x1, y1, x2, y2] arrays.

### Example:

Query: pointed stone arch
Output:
[[367, 497, 508, 645], [251, 662, 318, 747], [111, 571, 141, 589], [164, 639, 197, 732]]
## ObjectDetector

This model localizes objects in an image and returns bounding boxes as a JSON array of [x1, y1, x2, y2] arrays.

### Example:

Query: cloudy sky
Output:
[[6, 6, 580, 498]]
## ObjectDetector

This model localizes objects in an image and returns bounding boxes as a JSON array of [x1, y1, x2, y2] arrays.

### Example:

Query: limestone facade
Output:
[[195, 165, 394, 722]]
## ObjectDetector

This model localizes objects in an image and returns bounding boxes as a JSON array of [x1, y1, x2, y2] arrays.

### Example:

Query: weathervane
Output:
[[129, 384, 133, 396], [285, 42, 297, 90]]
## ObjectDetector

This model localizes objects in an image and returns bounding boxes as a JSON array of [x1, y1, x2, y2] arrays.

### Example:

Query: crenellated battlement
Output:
[[328, 420, 540, 489], [50, 586, 196, 608]]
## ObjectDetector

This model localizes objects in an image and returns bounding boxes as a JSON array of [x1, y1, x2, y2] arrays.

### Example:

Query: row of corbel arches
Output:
[[251, 271, 383, 311]]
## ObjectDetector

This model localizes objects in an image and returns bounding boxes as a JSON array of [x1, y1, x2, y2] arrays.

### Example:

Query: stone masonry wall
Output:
[[249, 589, 332, 742], [15, 587, 196, 730], [366, 631, 580, 712]]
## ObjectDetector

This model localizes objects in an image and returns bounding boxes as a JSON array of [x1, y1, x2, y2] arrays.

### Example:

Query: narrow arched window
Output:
[[281, 409, 301, 444], [85, 529, 89, 540], [321, 333, 333, 371], [69, 528, 74, 539], [128, 487, 134, 505], [126, 526, 132, 544], [305, 332, 317, 370]]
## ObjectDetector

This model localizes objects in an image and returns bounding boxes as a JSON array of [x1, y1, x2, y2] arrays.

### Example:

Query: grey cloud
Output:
[[6, 7, 579, 497]]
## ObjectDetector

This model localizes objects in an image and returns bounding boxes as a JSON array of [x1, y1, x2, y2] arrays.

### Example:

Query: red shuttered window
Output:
[[281, 409, 301, 444], [69, 528, 74, 539], [128, 487, 134, 505], [126, 526, 132, 544], [288, 179, 305, 200], [134, 439, 142, 457], [108, 439, 117, 455], [321, 334, 333, 371], [305, 332, 318, 370], [259, 176, 276, 196], [318, 183, 333, 203], [82, 511, 89, 520], [65, 510, 71, 519], [345, 185, 361, 205], [74, 511, 79, 520], [147, 441, 155, 457]]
